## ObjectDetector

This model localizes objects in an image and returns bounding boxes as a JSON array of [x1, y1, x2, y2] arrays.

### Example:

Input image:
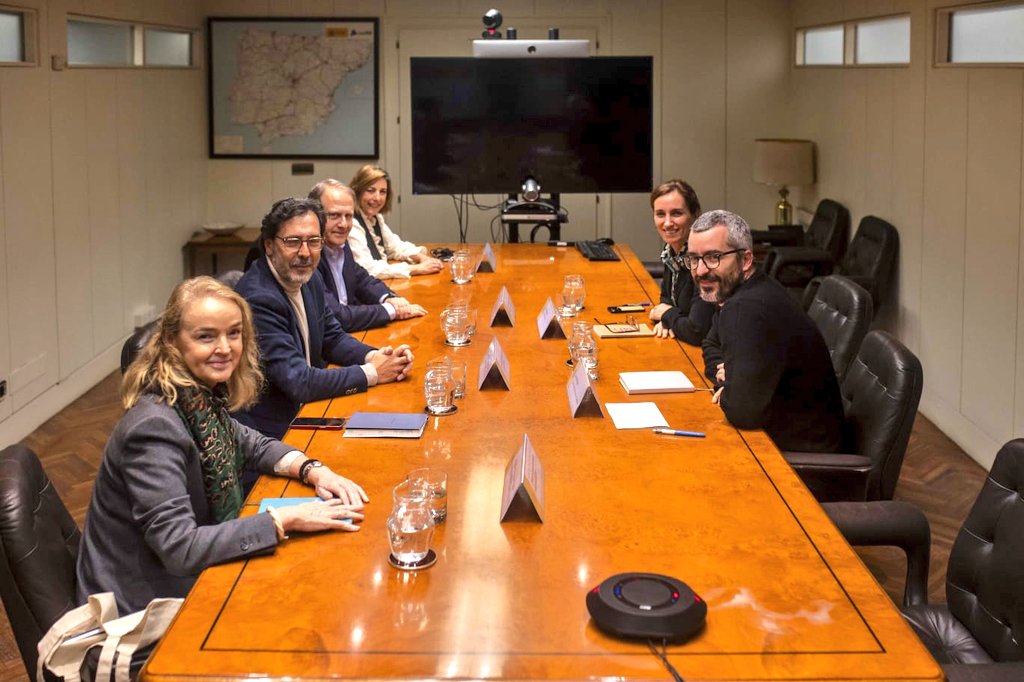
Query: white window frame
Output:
[[67, 14, 198, 69], [795, 13, 911, 68], [936, 1, 1024, 67], [0, 4, 37, 67]]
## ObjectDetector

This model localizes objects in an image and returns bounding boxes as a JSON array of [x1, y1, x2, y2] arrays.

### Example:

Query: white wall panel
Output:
[[116, 70, 150, 328], [86, 71, 124, 353], [889, 0, 927, 352], [725, 0, 792, 227], [50, 72, 94, 377], [658, 0, 725, 259], [0, 82, 9, 423], [919, 68, 968, 413], [207, 160, 276, 227], [960, 70, 1022, 444], [864, 71, 894, 223], [1, 67, 59, 411], [1017, 104, 1024, 439]]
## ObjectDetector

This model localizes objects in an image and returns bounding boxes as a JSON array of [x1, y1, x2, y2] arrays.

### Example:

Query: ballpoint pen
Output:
[[653, 428, 706, 438]]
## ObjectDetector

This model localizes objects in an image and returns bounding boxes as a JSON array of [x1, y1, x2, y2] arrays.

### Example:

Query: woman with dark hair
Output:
[[348, 164, 443, 279], [76, 276, 367, 614], [647, 179, 715, 345]]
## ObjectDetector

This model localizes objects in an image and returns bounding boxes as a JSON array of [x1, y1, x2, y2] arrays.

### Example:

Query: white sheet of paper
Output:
[[604, 402, 669, 430]]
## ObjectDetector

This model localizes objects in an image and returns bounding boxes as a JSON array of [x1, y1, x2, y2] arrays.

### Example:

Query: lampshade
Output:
[[753, 139, 816, 186]]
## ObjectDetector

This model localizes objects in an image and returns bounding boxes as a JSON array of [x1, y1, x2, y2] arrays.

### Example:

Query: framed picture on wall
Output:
[[207, 17, 379, 159]]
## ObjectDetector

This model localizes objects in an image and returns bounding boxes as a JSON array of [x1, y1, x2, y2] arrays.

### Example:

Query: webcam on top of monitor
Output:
[[481, 9, 503, 39]]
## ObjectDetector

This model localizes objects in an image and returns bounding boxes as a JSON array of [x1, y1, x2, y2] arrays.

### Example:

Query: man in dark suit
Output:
[[235, 197, 413, 439], [309, 179, 427, 331]]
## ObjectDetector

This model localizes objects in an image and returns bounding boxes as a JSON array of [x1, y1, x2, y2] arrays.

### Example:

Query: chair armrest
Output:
[[765, 247, 836, 289], [766, 246, 835, 270], [942, 663, 1024, 682], [751, 225, 803, 247], [822, 500, 930, 608], [784, 452, 872, 502]]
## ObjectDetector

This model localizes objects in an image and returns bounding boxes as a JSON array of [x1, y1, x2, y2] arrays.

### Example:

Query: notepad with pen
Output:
[[342, 411, 428, 438], [619, 371, 695, 395]]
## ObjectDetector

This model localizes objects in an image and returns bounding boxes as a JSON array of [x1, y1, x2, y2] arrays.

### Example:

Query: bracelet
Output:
[[298, 458, 322, 485], [266, 507, 288, 541]]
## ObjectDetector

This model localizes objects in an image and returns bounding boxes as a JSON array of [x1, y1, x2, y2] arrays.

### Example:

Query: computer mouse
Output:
[[597, 237, 615, 245]]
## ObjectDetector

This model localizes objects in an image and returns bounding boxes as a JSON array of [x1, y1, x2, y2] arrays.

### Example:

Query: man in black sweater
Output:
[[688, 210, 844, 452]]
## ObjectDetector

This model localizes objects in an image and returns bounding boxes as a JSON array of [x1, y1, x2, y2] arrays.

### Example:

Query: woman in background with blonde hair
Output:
[[76, 276, 367, 614], [348, 164, 443, 279]]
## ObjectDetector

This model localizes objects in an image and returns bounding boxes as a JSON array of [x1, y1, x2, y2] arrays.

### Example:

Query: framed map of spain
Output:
[[208, 17, 379, 159]]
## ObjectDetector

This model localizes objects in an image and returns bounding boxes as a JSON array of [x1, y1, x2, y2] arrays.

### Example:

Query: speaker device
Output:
[[586, 572, 706, 641]]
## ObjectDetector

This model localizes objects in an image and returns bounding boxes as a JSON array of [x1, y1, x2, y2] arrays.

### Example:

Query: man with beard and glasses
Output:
[[688, 209, 844, 452], [235, 198, 414, 440]]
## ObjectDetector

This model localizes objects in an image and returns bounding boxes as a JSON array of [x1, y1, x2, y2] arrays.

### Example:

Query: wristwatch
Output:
[[298, 459, 323, 485]]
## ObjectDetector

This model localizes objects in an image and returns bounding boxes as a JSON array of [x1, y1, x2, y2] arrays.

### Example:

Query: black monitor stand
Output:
[[501, 193, 568, 243]]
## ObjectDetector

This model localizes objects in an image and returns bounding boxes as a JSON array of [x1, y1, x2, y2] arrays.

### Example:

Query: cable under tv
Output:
[[586, 572, 707, 641], [472, 39, 590, 58]]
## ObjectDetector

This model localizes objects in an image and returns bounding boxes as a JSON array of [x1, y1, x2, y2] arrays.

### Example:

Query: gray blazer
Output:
[[76, 394, 293, 613]]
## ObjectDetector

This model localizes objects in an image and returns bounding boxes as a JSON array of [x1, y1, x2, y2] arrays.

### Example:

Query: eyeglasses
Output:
[[594, 315, 639, 334], [681, 249, 745, 271], [275, 236, 324, 252]]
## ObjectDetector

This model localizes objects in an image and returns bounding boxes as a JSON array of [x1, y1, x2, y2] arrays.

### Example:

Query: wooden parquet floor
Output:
[[0, 371, 991, 680]]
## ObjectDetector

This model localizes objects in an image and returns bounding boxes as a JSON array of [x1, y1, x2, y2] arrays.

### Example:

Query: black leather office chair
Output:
[[775, 215, 899, 313], [785, 330, 923, 503], [753, 198, 850, 255], [806, 275, 873, 385], [760, 199, 850, 287], [0, 445, 81, 680], [824, 439, 1024, 680], [120, 321, 157, 375]]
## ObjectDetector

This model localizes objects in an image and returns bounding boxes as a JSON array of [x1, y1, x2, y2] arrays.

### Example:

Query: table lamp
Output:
[[753, 139, 815, 225]]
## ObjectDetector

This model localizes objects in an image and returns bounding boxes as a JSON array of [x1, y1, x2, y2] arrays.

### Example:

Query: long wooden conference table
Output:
[[141, 243, 942, 681]]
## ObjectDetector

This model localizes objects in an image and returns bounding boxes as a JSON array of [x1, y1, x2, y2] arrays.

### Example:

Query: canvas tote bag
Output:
[[36, 592, 182, 682]]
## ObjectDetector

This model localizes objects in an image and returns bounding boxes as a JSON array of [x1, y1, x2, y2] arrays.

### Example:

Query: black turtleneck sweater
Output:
[[701, 271, 844, 452]]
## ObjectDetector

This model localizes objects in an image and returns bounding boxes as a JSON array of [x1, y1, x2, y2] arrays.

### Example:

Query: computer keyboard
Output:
[[576, 240, 620, 262]]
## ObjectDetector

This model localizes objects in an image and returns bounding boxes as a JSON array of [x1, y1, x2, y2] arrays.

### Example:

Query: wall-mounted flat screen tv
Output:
[[410, 56, 653, 195]]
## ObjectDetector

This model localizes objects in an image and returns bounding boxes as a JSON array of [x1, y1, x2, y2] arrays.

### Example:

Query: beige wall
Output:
[[204, 0, 792, 259], [0, 0, 206, 444], [791, 0, 1024, 469]]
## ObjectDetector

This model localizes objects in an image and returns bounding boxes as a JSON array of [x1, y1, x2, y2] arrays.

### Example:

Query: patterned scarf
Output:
[[660, 244, 687, 306], [172, 383, 244, 523]]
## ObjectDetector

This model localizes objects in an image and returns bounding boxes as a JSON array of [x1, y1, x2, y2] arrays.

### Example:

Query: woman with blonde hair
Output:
[[348, 164, 443, 279], [77, 276, 367, 614]]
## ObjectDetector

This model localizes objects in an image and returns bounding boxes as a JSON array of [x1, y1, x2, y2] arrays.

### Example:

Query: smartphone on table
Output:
[[290, 417, 346, 430]]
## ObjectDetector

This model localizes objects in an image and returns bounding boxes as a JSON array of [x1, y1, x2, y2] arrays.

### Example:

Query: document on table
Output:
[[604, 402, 670, 429]]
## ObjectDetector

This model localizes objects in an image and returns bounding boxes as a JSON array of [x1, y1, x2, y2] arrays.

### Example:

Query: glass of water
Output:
[[450, 249, 474, 284], [450, 358, 468, 399], [564, 274, 585, 312], [387, 481, 435, 565], [406, 468, 447, 523], [424, 358, 455, 415]]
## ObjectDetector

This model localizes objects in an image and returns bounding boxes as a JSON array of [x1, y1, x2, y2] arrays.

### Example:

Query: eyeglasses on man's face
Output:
[[681, 249, 745, 271], [275, 236, 324, 252]]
